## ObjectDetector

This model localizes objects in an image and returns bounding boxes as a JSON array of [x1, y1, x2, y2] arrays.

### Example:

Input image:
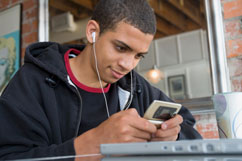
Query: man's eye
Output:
[[135, 54, 145, 59], [116, 46, 126, 52]]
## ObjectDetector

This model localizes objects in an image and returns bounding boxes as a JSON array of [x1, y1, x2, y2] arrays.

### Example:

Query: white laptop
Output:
[[102, 155, 242, 161], [100, 139, 242, 156]]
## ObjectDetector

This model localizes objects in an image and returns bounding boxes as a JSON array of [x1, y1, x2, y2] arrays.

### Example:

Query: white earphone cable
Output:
[[92, 32, 133, 117], [124, 71, 133, 110], [92, 41, 110, 118]]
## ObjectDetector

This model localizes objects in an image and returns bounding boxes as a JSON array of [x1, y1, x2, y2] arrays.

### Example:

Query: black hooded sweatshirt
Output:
[[0, 42, 202, 160]]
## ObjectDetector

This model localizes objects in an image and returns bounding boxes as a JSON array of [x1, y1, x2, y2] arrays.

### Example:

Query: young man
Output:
[[0, 0, 202, 160]]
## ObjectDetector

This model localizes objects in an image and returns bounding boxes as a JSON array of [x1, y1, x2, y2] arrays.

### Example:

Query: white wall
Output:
[[137, 29, 212, 99], [50, 17, 90, 44]]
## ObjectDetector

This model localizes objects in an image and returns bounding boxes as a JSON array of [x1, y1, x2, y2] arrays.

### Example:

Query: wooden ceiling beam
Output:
[[200, 0, 205, 15], [148, 0, 200, 31], [154, 31, 166, 39], [167, 0, 206, 28], [70, 0, 94, 10], [186, 18, 202, 31], [49, 7, 62, 18], [49, 0, 89, 19], [149, 0, 186, 31], [156, 16, 182, 35]]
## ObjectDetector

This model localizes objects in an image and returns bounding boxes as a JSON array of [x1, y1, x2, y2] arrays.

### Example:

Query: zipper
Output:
[[67, 76, 83, 137], [74, 87, 83, 136], [123, 93, 133, 110], [123, 71, 134, 110]]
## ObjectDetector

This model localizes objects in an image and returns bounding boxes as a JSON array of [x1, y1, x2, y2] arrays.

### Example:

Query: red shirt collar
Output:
[[64, 48, 110, 93]]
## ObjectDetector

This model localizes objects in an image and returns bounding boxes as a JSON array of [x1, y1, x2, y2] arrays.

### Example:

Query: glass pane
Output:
[[49, 0, 213, 102], [136, 0, 213, 102]]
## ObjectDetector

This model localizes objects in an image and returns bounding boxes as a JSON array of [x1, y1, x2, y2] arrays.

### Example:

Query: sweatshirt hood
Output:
[[24, 42, 85, 81]]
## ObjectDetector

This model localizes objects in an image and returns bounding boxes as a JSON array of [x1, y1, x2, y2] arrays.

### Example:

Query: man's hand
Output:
[[150, 114, 183, 141], [74, 108, 157, 155]]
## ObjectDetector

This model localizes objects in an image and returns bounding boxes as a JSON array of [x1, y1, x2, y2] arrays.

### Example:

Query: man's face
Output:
[[94, 22, 154, 84]]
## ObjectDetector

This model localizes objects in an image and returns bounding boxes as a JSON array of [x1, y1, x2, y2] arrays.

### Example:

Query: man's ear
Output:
[[86, 20, 100, 44]]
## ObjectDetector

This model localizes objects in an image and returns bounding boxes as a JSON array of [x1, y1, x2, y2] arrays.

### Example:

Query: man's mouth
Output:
[[111, 69, 126, 79]]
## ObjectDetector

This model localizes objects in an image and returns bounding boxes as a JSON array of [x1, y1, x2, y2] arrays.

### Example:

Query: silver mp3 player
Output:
[[143, 100, 182, 127]]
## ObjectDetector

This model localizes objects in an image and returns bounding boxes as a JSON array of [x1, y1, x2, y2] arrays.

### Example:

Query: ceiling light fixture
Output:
[[145, 65, 164, 84]]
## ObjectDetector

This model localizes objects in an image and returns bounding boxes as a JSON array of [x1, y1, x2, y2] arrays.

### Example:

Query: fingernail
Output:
[[162, 123, 167, 129]]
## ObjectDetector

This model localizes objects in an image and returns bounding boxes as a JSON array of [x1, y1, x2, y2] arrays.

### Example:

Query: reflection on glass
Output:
[[17, 0, 221, 160], [139, 29, 212, 101], [49, 0, 212, 101], [136, 0, 212, 102]]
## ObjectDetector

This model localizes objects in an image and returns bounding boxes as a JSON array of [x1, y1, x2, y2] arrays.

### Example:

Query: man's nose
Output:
[[118, 55, 135, 71]]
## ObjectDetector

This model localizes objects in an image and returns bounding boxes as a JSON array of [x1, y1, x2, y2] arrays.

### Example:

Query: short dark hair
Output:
[[91, 0, 156, 35]]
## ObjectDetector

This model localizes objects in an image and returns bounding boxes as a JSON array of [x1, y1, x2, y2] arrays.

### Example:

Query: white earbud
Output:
[[92, 32, 96, 43]]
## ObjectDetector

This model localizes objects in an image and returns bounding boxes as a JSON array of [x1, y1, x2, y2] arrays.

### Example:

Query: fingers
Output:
[[151, 125, 181, 141], [151, 114, 182, 141], [132, 128, 153, 140], [130, 118, 157, 134], [114, 121, 153, 141], [114, 109, 182, 142], [103, 108, 156, 142], [155, 125, 181, 138], [161, 114, 183, 130], [123, 108, 157, 133]]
